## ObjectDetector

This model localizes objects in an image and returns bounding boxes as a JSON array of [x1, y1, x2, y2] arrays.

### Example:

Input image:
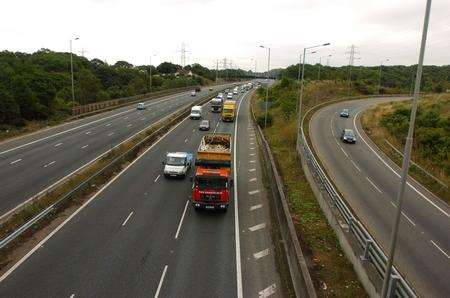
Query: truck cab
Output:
[[163, 152, 194, 178]]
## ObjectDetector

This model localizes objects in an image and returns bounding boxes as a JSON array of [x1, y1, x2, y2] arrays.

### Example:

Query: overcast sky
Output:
[[1, 0, 449, 70]]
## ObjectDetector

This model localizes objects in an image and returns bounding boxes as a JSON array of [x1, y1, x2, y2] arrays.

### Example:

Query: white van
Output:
[[137, 102, 146, 110], [190, 106, 202, 119]]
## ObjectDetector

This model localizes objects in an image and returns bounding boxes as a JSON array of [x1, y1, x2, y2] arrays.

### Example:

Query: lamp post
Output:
[[259, 45, 271, 128], [381, 0, 432, 296], [378, 58, 390, 94], [149, 54, 156, 92], [318, 55, 332, 80], [297, 42, 330, 148], [296, 51, 316, 113], [70, 37, 79, 105]]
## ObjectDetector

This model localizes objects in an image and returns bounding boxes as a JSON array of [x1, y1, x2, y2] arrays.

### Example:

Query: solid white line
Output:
[[43, 161, 56, 168], [10, 159, 22, 165], [250, 204, 263, 211], [366, 177, 383, 194], [154, 174, 161, 182], [108, 132, 114, 136], [249, 222, 266, 232], [249, 178, 257, 182], [340, 147, 349, 157], [81, 145, 89, 149], [249, 190, 260, 195], [350, 159, 361, 172], [121, 211, 134, 226], [253, 248, 270, 259], [353, 110, 449, 217], [175, 200, 189, 239], [249, 168, 256, 172], [258, 284, 277, 297], [430, 240, 450, 259], [154, 265, 168, 298], [54, 142, 63, 147]]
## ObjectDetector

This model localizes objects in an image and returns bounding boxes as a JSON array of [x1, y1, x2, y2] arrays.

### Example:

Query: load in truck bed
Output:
[[196, 133, 231, 167]]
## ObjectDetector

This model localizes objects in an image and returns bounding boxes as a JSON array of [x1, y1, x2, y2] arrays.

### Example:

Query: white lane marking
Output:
[[154, 265, 168, 298], [154, 174, 161, 182], [108, 132, 114, 136], [249, 160, 256, 163], [430, 240, 450, 259], [124, 116, 128, 120], [340, 147, 349, 157], [81, 145, 89, 149], [350, 159, 361, 172], [106, 123, 112, 127], [175, 200, 189, 239], [253, 248, 270, 259], [140, 117, 146, 121], [54, 142, 63, 147], [250, 204, 263, 211], [249, 147, 255, 150], [0, 91, 192, 156], [85, 131, 92, 135], [353, 110, 449, 217], [390, 202, 416, 226], [192, 129, 195, 132], [258, 284, 277, 298], [0, 104, 198, 282], [184, 138, 188, 143], [249, 222, 266, 232], [366, 177, 383, 194], [10, 159, 22, 165], [249, 153, 256, 156], [121, 211, 134, 226], [249, 142, 255, 145], [69, 294, 75, 298], [127, 124, 132, 127], [43, 161, 56, 168], [249, 190, 260, 195], [249, 178, 257, 182], [249, 168, 256, 172]]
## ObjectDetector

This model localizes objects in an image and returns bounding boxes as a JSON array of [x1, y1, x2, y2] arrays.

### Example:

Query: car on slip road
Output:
[[340, 108, 350, 118], [199, 120, 210, 131], [341, 129, 356, 143]]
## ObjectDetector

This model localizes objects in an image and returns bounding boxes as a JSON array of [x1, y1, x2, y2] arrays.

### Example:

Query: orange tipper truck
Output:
[[191, 133, 233, 211]]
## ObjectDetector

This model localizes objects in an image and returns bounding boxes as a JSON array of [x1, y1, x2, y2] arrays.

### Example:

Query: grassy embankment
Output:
[[252, 79, 367, 297], [362, 93, 449, 203]]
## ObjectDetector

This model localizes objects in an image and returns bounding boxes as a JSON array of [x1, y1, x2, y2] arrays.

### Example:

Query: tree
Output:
[[157, 62, 181, 74], [0, 87, 22, 125]]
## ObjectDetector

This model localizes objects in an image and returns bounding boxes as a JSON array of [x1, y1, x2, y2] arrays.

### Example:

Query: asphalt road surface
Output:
[[0, 87, 283, 297], [310, 97, 450, 296], [0, 85, 229, 218]]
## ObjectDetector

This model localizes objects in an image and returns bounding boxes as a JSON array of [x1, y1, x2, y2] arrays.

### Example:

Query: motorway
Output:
[[310, 97, 450, 296], [0, 85, 228, 218], [0, 88, 283, 297]]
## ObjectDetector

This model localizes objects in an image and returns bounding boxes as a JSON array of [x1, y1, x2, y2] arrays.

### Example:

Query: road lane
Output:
[[310, 97, 450, 296]]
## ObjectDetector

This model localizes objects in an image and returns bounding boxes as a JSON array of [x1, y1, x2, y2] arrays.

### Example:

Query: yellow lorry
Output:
[[221, 100, 236, 122]]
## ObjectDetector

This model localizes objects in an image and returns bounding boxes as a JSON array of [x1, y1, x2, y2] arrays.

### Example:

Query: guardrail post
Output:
[[387, 274, 401, 298], [360, 239, 373, 261]]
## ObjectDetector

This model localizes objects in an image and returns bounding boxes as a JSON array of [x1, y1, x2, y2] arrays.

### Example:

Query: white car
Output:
[[137, 102, 146, 110], [190, 106, 202, 119], [227, 93, 233, 99], [218, 92, 224, 99], [191, 91, 196, 97]]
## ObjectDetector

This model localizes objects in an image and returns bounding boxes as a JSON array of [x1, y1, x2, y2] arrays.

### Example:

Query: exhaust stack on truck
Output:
[[191, 133, 232, 211]]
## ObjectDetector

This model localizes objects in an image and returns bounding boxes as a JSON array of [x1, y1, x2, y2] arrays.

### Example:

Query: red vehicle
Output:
[[191, 134, 232, 211]]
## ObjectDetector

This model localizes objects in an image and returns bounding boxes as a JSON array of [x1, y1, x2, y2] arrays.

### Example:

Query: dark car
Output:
[[199, 120, 210, 131], [341, 129, 356, 143], [340, 108, 350, 118]]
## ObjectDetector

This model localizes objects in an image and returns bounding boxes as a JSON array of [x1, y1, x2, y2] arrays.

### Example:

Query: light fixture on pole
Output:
[[378, 58, 390, 94], [259, 45, 271, 128], [381, 0, 432, 296], [296, 43, 330, 148], [70, 36, 79, 105], [318, 55, 332, 80]]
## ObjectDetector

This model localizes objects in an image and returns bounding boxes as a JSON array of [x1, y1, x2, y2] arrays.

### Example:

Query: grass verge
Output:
[[252, 92, 367, 297]]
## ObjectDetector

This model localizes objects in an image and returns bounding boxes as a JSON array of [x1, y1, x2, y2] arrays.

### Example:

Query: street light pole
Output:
[[381, 0, 432, 297], [378, 58, 390, 94], [259, 45, 271, 128], [70, 37, 79, 105]]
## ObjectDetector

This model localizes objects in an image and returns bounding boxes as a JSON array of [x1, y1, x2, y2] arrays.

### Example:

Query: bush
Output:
[[257, 113, 273, 128]]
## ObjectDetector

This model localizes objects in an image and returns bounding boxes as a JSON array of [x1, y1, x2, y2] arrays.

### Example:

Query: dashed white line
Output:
[[54, 142, 63, 147], [249, 147, 255, 150], [154, 174, 161, 182], [124, 116, 128, 120], [249, 168, 256, 172], [127, 124, 132, 127], [121, 211, 134, 226], [366, 177, 383, 194], [340, 147, 349, 157], [140, 117, 146, 121], [69, 294, 75, 298], [249, 160, 256, 163], [10, 159, 22, 165], [184, 138, 188, 143], [43, 161, 56, 168], [81, 144, 89, 149], [250, 204, 263, 211], [390, 201, 416, 226], [249, 142, 255, 145], [249, 178, 257, 182], [154, 265, 168, 298], [106, 123, 112, 127], [350, 159, 361, 172], [175, 200, 189, 239], [431, 240, 450, 259], [249, 153, 256, 156], [258, 284, 277, 298], [253, 248, 270, 259], [249, 222, 266, 232], [108, 132, 114, 136], [85, 131, 91, 135], [249, 190, 260, 195]]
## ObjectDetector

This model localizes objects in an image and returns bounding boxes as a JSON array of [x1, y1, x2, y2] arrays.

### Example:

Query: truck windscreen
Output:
[[195, 177, 227, 189]]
